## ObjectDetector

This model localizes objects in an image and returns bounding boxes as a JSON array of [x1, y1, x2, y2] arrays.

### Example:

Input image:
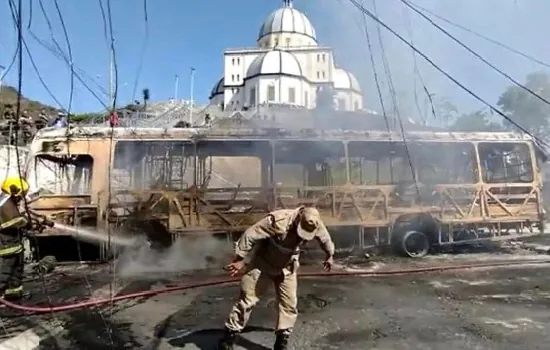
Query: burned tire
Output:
[[394, 230, 430, 258]]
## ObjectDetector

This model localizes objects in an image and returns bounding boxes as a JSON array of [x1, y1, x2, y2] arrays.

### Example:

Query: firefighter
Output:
[[218, 206, 335, 350], [0, 176, 30, 300]]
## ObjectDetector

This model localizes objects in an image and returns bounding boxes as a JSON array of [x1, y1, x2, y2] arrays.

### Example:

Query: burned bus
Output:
[[24, 126, 545, 259]]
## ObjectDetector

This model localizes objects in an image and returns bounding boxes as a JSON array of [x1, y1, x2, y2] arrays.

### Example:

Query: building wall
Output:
[[245, 75, 309, 107], [291, 49, 333, 83], [257, 33, 316, 49], [216, 48, 361, 111], [334, 90, 363, 111]]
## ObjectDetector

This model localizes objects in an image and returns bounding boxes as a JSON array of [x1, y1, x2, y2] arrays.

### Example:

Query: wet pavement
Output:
[[1, 251, 550, 349]]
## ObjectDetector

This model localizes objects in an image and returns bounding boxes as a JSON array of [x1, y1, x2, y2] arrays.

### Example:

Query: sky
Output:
[[0, 0, 549, 121]]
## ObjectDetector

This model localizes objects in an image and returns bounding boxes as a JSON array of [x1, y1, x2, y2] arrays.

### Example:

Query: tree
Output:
[[142, 88, 150, 110], [497, 71, 550, 138], [434, 97, 459, 126], [450, 109, 502, 132]]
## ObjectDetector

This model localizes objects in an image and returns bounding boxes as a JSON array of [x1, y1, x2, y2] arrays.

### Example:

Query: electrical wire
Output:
[[0, 16, 21, 83], [130, 0, 149, 102], [408, 1, 550, 70], [351, 0, 394, 182], [51, 0, 74, 118], [401, 4, 436, 124], [400, 0, 550, 111], [26, 31, 109, 109], [346, 0, 550, 150], [371, 0, 420, 199], [1, 258, 550, 314], [9, 0, 60, 326], [100, 0, 119, 339]]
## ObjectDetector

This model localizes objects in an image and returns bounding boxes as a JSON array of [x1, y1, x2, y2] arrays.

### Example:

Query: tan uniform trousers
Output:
[[225, 266, 298, 332]]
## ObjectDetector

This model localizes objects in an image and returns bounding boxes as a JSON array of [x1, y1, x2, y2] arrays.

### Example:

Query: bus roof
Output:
[[33, 126, 535, 143]]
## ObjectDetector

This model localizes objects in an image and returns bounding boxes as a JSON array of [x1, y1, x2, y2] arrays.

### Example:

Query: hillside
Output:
[[0, 85, 59, 120]]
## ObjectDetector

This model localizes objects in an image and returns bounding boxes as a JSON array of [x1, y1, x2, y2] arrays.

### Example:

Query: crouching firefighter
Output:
[[0, 176, 32, 300], [218, 206, 335, 350]]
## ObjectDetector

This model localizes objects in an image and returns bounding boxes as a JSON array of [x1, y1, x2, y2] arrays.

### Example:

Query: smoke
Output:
[[115, 235, 233, 278], [298, 0, 550, 124]]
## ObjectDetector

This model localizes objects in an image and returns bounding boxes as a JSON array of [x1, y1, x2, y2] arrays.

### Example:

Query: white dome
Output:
[[258, 3, 317, 44], [333, 68, 361, 92], [209, 77, 224, 98], [246, 50, 304, 79]]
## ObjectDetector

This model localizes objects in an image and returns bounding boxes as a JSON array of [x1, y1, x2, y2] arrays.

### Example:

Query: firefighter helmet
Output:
[[1, 176, 30, 197]]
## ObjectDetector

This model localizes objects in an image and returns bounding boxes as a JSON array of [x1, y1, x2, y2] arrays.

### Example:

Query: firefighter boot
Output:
[[274, 329, 291, 350], [218, 328, 238, 350]]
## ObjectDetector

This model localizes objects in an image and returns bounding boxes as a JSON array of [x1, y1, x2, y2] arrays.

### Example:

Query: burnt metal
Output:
[[25, 126, 546, 260]]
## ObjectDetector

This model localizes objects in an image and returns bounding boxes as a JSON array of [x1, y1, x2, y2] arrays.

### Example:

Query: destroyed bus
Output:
[[23, 126, 545, 260]]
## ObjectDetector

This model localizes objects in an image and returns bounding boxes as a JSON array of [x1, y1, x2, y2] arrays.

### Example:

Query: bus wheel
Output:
[[398, 230, 430, 258]]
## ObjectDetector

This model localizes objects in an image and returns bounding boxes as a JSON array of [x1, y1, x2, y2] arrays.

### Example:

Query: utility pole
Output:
[[189, 67, 195, 125], [174, 74, 179, 100], [108, 48, 115, 109]]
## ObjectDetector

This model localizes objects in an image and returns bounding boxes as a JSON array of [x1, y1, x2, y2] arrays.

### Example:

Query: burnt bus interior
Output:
[[26, 153, 99, 261], [100, 137, 541, 256]]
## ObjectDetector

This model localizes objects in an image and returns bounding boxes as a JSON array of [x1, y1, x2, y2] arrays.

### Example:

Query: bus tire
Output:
[[395, 230, 430, 258]]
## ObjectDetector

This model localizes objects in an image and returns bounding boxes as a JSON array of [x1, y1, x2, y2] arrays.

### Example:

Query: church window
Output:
[[237, 57, 241, 65], [317, 71, 320, 79], [322, 54, 326, 62], [232, 74, 235, 82], [267, 86, 276, 101], [317, 54, 320, 62], [232, 58, 235, 65], [288, 87, 296, 103], [322, 71, 326, 79], [237, 74, 240, 81]]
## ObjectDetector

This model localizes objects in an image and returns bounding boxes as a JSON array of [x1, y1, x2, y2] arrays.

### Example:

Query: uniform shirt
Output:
[[0, 193, 27, 244], [235, 207, 335, 275]]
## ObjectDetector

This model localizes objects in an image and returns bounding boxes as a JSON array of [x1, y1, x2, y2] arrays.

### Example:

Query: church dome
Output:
[[333, 68, 361, 93], [209, 77, 224, 99], [246, 49, 304, 79], [257, 1, 317, 48]]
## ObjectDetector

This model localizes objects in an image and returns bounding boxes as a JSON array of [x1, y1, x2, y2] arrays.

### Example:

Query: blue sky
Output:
[[1, 0, 549, 119]]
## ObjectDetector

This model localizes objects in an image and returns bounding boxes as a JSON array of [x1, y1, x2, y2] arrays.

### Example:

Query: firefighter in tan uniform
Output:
[[0, 176, 31, 300], [218, 206, 335, 350]]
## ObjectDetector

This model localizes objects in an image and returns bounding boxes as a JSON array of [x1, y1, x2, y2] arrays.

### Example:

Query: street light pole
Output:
[[189, 67, 195, 125], [174, 74, 179, 100]]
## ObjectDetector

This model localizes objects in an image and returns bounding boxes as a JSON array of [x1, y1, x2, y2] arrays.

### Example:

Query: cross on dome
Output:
[[283, 0, 293, 8]]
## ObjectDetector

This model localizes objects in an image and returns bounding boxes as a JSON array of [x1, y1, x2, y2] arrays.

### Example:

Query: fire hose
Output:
[[1, 259, 550, 314]]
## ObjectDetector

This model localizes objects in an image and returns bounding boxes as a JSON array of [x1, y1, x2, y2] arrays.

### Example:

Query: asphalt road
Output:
[[1, 252, 550, 349]]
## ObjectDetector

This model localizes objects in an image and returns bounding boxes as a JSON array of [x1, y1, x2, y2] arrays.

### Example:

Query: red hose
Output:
[[1, 259, 549, 314]]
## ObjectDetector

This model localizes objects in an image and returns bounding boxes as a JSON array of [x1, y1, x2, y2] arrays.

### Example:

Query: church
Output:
[[209, 0, 364, 112]]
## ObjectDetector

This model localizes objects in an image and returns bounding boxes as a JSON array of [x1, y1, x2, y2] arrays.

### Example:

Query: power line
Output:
[[346, 0, 550, 150], [408, 1, 550, 70], [51, 0, 75, 116], [6, 2, 65, 111], [401, 3, 436, 124], [400, 0, 550, 110], [26, 30, 109, 109], [101, 0, 119, 341], [353, 0, 394, 180], [27, 30, 109, 97], [9, 0, 60, 321], [371, 0, 420, 198], [130, 0, 149, 101]]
